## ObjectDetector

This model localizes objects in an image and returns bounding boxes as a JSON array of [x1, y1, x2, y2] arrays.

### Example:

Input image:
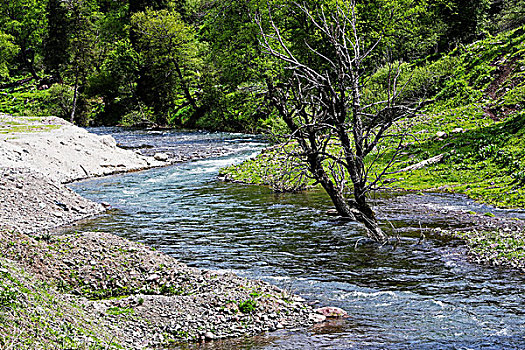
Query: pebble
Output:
[[314, 306, 348, 317], [154, 153, 170, 161]]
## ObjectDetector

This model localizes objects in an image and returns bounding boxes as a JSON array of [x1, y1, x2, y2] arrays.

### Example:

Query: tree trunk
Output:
[[172, 61, 202, 128], [70, 73, 79, 124], [351, 184, 388, 242], [305, 153, 356, 221], [20, 44, 40, 81]]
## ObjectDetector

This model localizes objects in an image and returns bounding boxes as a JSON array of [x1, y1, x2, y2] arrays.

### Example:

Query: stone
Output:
[[435, 131, 447, 139], [309, 313, 327, 323], [100, 135, 117, 147], [154, 153, 169, 161], [204, 331, 216, 340], [147, 274, 160, 282], [314, 306, 348, 318], [451, 127, 464, 134]]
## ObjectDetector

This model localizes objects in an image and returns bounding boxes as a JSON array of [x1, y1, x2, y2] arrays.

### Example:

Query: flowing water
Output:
[[69, 128, 525, 350]]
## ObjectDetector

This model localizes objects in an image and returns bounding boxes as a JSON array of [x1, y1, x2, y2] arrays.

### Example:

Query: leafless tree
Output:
[[256, 0, 423, 242]]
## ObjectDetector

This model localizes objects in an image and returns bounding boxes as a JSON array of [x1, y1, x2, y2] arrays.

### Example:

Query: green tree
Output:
[[129, 0, 168, 13], [197, 0, 272, 131], [60, 0, 100, 124], [132, 7, 203, 126], [43, 0, 70, 82], [435, 0, 490, 49], [0, 0, 47, 80], [86, 40, 141, 124], [0, 31, 18, 81]]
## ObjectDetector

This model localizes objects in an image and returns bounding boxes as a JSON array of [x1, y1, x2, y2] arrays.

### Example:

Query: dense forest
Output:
[[0, 0, 523, 132]]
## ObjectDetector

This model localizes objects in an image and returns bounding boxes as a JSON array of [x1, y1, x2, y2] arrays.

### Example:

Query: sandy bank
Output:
[[0, 114, 167, 183]]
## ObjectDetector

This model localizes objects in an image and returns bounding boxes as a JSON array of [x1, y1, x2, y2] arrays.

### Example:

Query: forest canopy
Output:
[[0, 0, 523, 131]]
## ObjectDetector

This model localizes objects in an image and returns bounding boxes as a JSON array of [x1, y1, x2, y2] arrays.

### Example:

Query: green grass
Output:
[[0, 82, 52, 117], [0, 115, 62, 134], [0, 258, 119, 349], [106, 306, 134, 316]]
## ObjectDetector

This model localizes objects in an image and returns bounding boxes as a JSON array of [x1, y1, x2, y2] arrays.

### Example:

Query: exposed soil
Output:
[[0, 114, 167, 183], [483, 56, 520, 120]]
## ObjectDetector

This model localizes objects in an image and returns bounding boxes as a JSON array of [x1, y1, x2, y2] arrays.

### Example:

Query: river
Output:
[[69, 128, 525, 350]]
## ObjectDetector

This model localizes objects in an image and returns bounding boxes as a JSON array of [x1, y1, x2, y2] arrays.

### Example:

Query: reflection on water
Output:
[[69, 129, 525, 350]]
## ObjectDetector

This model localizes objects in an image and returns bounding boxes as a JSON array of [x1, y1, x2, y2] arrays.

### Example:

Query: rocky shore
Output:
[[0, 115, 328, 349], [0, 167, 105, 233], [0, 229, 318, 349]]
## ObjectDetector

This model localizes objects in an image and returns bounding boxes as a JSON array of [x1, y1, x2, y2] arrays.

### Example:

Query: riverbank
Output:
[[221, 145, 525, 272], [0, 229, 316, 348], [0, 114, 170, 183], [0, 116, 323, 349]]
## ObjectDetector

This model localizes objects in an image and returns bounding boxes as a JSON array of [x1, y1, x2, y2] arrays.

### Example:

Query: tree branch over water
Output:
[[256, 0, 425, 242]]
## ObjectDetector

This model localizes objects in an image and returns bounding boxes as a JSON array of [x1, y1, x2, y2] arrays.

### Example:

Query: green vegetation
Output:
[[456, 229, 525, 268], [238, 298, 258, 314], [222, 23, 525, 265], [0, 116, 61, 134], [1, 0, 521, 131], [106, 306, 134, 316], [223, 25, 525, 209], [0, 258, 118, 349]]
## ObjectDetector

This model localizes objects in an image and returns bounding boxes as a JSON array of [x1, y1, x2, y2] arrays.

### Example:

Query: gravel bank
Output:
[[0, 229, 317, 348], [0, 114, 166, 234], [0, 114, 167, 183], [0, 167, 105, 233], [0, 115, 326, 349]]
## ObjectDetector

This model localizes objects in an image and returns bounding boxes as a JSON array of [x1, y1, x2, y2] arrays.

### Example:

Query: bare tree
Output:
[[256, 0, 423, 242]]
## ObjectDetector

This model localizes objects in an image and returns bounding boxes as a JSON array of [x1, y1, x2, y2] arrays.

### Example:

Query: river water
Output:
[[69, 128, 525, 350]]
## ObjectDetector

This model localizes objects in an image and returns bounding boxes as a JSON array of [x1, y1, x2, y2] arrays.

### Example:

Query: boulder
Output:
[[314, 306, 348, 318], [309, 313, 327, 323], [154, 153, 169, 162]]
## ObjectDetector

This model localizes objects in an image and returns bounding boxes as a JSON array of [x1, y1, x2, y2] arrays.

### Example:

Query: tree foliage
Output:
[[0, 0, 520, 130], [0, 0, 47, 80], [132, 6, 203, 126], [0, 31, 18, 80]]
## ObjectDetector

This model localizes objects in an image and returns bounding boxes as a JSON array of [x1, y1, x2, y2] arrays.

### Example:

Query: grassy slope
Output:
[[385, 26, 525, 208], [0, 79, 52, 117], [0, 257, 117, 350]]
